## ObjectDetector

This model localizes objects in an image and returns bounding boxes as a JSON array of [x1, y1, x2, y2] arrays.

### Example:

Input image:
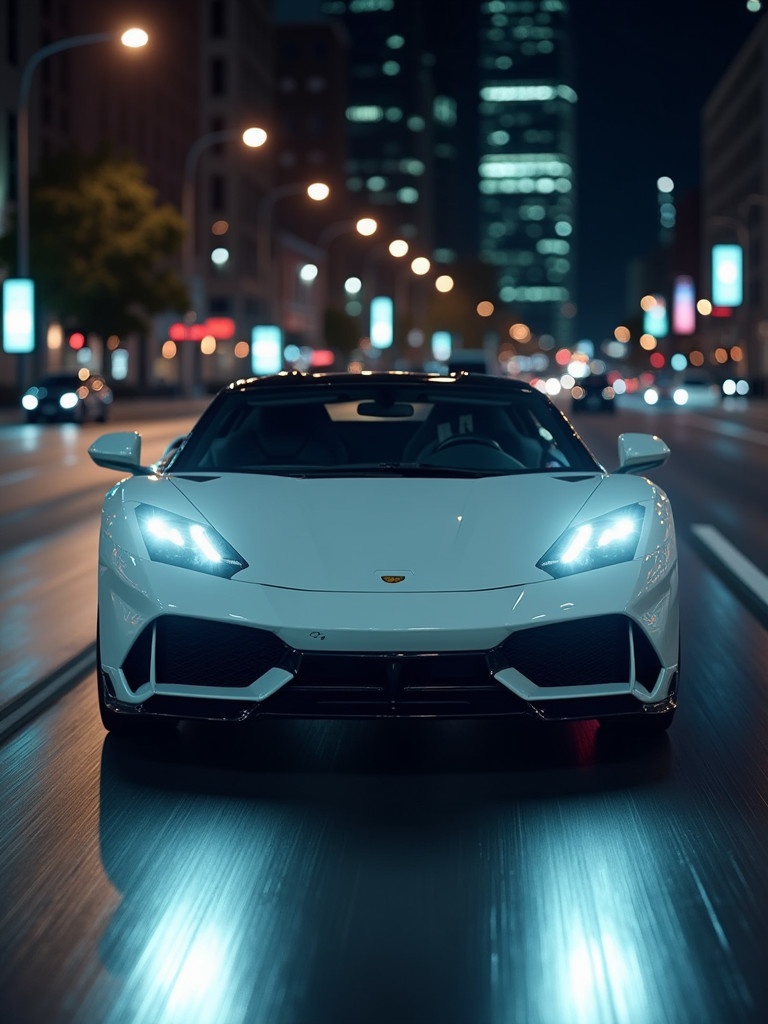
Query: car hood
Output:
[[163, 471, 636, 592]]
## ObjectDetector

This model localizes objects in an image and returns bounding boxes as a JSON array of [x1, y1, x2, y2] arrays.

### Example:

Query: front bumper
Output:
[[98, 549, 679, 723]]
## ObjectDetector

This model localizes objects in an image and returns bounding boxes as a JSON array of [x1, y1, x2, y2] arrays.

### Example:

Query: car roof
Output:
[[221, 370, 535, 397]]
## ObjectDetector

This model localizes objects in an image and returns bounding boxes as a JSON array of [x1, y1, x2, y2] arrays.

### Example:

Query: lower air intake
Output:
[[122, 616, 289, 690]]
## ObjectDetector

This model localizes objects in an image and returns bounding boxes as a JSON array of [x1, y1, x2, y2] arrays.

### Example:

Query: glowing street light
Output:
[[180, 125, 267, 395], [9, 28, 149, 384], [315, 216, 379, 326], [182, 126, 268, 310], [15, 28, 149, 279], [306, 181, 331, 202], [258, 181, 330, 322]]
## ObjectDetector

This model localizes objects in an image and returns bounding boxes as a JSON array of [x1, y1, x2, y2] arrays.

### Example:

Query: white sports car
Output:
[[88, 371, 679, 736]]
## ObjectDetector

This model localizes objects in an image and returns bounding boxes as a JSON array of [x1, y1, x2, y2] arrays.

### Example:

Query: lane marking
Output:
[[687, 415, 768, 448], [690, 524, 768, 611], [0, 468, 37, 487]]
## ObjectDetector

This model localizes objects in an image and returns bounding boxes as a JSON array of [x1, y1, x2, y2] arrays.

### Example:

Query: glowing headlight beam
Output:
[[190, 524, 223, 562], [561, 524, 592, 563], [597, 518, 636, 548], [135, 503, 248, 578], [537, 503, 645, 578]]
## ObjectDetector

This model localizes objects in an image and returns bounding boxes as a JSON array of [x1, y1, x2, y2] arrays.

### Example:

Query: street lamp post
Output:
[[16, 28, 149, 278], [315, 216, 378, 334], [12, 28, 148, 388], [362, 238, 409, 332], [257, 181, 330, 326], [180, 126, 268, 394], [394, 255, 431, 361], [182, 126, 268, 313]]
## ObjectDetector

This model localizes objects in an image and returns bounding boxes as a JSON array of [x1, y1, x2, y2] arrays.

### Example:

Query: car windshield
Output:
[[170, 377, 602, 476]]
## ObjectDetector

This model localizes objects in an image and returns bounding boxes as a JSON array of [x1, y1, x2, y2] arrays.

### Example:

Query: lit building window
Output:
[[349, 0, 394, 10], [347, 105, 385, 122], [434, 96, 457, 125], [399, 158, 425, 175]]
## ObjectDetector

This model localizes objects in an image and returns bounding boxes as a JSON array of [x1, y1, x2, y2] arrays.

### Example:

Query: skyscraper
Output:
[[477, 0, 576, 345], [321, 0, 577, 347]]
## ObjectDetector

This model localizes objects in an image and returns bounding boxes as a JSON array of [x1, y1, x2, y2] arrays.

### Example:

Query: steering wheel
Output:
[[434, 434, 502, 452]]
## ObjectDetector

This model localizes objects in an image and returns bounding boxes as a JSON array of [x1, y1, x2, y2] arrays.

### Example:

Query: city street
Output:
[[1, 398, 767, 1023]]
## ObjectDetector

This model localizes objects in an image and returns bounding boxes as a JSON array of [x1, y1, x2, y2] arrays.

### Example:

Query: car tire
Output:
[[96, 622, 176, 737]]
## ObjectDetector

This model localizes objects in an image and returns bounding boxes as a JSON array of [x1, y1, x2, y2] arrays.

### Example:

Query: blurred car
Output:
[[21, 371, 113, 424], [570, 373, 616, 413], [88, 371, 679, 738], [644, 375, 720, 409]]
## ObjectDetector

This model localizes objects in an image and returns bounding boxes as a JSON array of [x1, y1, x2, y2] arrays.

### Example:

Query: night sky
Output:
[[274, 0, 763, 341]]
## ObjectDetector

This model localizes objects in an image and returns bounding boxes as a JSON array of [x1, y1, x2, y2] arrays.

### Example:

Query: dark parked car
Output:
[[21, 371, 113, 424], [571, 373, 616, 414]]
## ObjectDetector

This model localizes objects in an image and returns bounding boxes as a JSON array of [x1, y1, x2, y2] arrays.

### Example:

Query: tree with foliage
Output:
[[323, 305, 361, 357], [0, 146, 188, 338]]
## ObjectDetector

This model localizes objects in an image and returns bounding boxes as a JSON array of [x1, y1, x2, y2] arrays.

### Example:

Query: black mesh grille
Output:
[[633, 623, 663, 692], [292, 651, 494, 691], [122, 624, 154, 692], [121, 616, 289, 689], [495, 615, 632, 687]]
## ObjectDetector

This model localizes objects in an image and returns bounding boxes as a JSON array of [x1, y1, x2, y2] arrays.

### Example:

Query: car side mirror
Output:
[[88, 431, 153, 475], [615, 432, 670, 474]]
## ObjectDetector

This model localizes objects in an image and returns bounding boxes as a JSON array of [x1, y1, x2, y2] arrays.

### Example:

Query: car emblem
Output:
[[381, 575, 406, 584]]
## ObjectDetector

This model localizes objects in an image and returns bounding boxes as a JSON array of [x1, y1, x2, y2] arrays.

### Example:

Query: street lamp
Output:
[[15, 28, 149, 278], [361, 238, 410, 356], [179, 125, 267, 395], [181, 126, 268, 311], [315, 216, 378, 326], [257, 181, 330, 324]]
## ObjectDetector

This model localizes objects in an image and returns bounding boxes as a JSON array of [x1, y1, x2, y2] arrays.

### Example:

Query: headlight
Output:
[[672, 387, 688, 406], [536, 503, 645, 578], [59, 392, 79, 410], [135, 503, 248, 578]]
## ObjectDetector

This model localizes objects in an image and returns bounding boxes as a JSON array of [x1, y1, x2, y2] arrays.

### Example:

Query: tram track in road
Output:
[[0, 643, 95, 745]]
